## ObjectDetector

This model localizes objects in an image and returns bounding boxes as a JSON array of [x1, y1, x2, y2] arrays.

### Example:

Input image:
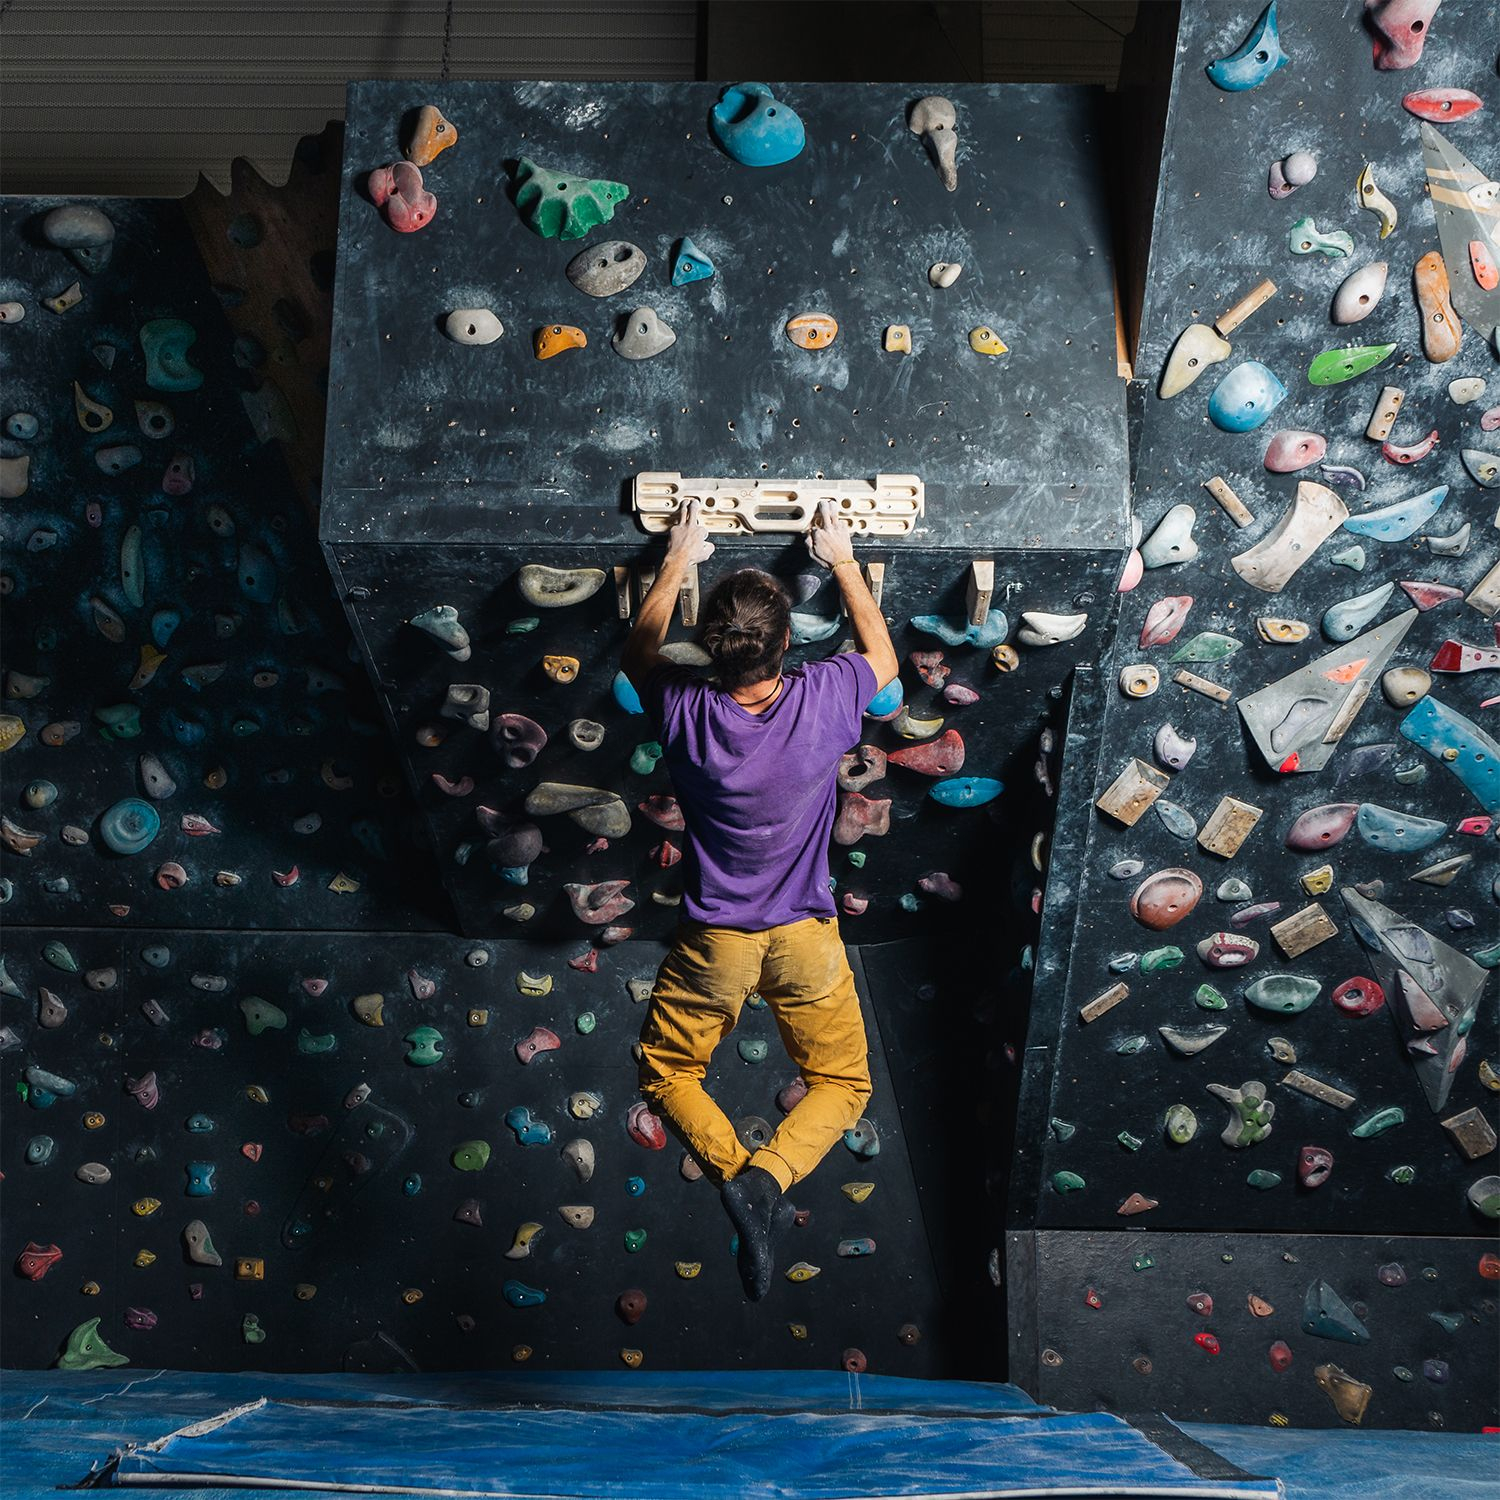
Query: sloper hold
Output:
[[517, 565, 605, 608], [1399, 695, 1500, 814], [1206, 2, 1289, 91], [1208, 361, 1286, 432], [1237, 610, 1417, 774], [566, 241, 646, 298], [513, 159, 629, 240], [1307, 342, 1396, 385], [710, 83, 806, 167], [1302, 1281, 1371, 1343], [1232, 481, 1349, 593], [1421, 124, 1500, 336], [613, 307, 676, 360], [1340, 886, 1488, 1113], [1323, 581, 1395, 642], [1342, 484, 1447, 541], [1355, 802, 1446, 851]]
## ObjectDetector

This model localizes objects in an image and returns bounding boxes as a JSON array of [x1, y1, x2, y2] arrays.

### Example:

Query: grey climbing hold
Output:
[[42, 205, 115, 273], [566, 241, 646, 298], [612, 307, 676, 360], [1139, 505, 1198, 568], [517, 565, 605, 608], [909, 95, 959, 190], [1159, 1024, 1228, 1056], [443, 309, 503, 345], [1154, 724, 1196, 771], [410, 604, 471, 662]]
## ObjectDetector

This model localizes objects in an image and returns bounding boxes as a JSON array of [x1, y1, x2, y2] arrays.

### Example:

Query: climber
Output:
[[621, 497, 899, 1300]]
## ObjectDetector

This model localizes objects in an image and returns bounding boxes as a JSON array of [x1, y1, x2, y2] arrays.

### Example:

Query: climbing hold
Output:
[[443, 308, 503, 346], [98, 798, 161, 856], [785, 313, 838, 350], [1165, 1105, 1198, 1144], [516, 1027, 562, 1065], [518, 564, 605, 608], [1159, 1024, 1227, 1057], [403, 103, 457, 165], [502, 1280, 547, 1308], [490, 713, 548, 768], [1298, 1145, 1334, 1189], [1303, 1281, 1370, 1344], [42, 204, 115, 272], [1245, 975, 1320, 1014], [1403, 87, 1483, 121], [888, 729, 964, 777], [910, 614, 1008, 648], [968, 326, 1008, 357], [1289, 217, 1354, 259], [1462, 449, 1500, 489], [1206, 1080, 1275, 1146], [505, 1222, 543, 1259], [1017, 611, 1086, 646], [55, 1318, 128, 1371], [1351, 1106, 1404, 1138], [844, 1119, 880, 1158], [505, 1106, 552, 1146], [612, 306, 677, 360], [785, 1262, 821, 1282], [884, 324, 912, 353], [671, 236, 715, 286], [1307, 343, 1397, 385], [1264, 430, 1326, 474], [368, 160, 436, 231], [627, 1102, 666, 1150], [533, 323, 587, 359], [1414, 251, 1462, 362], [1332, 262, 1389, 325], [135, 320, 206, 397], [909, 94, 958, 189], [403, 1025, 444, 1066], [1206, 3, 1289, 91], [710, 83, 805, 167], [1267, 149, 1316, 200], [1130, 868, 1203, 930], [1383, 429, 1440, 466], [929, 777, 1001, 808]]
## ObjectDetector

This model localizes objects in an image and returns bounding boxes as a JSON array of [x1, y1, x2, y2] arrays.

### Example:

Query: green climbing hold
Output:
[[42, 941, 80, 974], [738, 1038, 769, 1063], [95, 704, 143, 740], [1168, 632, 1241, 664], [140, 318, 205, 391], [1472, 941, 1500, 969], [452, 1140, 491, 1171], [507, 617, 540, 634], [239, 996, 287, 1035], [55, 1317, 129, 1371], [1244, 975, 1321, 1015], [404, 1025, 444, 1065], [1247, 1169, 1282, 1189], [1051, 1171, 1085, 1193], [1140, 946, 1184, 973], [503, 1279, 547, 1307], [1351, 1106, 1405, 1139], [295, 1028, 336, 1055], [1117, 1131, 1143, 1151], [1132, 1254, 1155, 1272], [630, 742, 663, 775], [1307, 342, 1397, 387], [1050, 1118, 1076, 1141], [242, 1313, 266, 1343], [1165, 1104, 1198, 1144], [575, 1011, 597, 1035], [1116, 1035, 1148, 1055], [513, 158, 629, 240], [623, 1228, 647, 1252], [1388, 1164, 1416, 1185], [1195, 984, 1228, 1011], [847, 851, 866, 869]]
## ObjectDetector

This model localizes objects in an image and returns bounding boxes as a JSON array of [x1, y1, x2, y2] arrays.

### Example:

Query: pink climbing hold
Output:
[[887, 730, 965, 777], [155, 862, 188, 890], [840, 892, 869, 915], [586, 838, 610, 854], [1367, 0, 1441, 70], [777, 1077, 808, 1114], [627, 1102, 667, 1150], [837, 745, 888, 792], [1480, 405, 1500, 433], [1117, 547, 1144, 593], [301, 978, 328, 997], [1457, 816, 1493, 836], [918, 872, 962, 902], [1382, 429, 1439, 465], [1117, 1193, 1158, 1216], [515, 1026, 562, 1064], [241, 1142, 262, 1161], [942, 683, 980, 706], [1263, 429, 1327, 473], [833, 792, 891, 845], [1284, 803, 1359, 851], [909, 651, 949, 688], [568, 948, 600, 973], [491, 714, 547, 768], [16, 1242, 62, 1280], [1268, 1340, 1293, 1372], [431, 773, 475, 796], [272, 866, 299, 886], [1186, 1291, 1213, 1317], [408, 968, 437, 1000], [161, 454, 194, 495], [598, 925, 633, 945], [564, 880, 635, 925], [368, 161, 437, 232], [638, 795, 685, 830], [1139, 595, 1193, 648], [841, 1349, 868, 1374], [1298, 1144, 1334, 1188], [125, 1071, 159, 1109], [1397, 581, 1462, 611], [651, 840, 682, 867]]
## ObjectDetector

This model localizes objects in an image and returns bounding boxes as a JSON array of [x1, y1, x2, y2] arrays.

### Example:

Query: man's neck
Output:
[[729, 673, 783, 713]]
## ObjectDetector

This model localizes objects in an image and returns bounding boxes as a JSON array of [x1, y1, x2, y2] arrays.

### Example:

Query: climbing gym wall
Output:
[[1011, 0, 1499, 1431], [320, 79, 1129, 942]]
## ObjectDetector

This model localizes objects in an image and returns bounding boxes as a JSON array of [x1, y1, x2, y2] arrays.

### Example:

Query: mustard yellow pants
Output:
[[638, 916, 873, 1193]]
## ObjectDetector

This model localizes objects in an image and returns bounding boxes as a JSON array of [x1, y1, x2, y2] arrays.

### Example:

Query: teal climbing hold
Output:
[[184, 1161, 216, 1197], [502, 1279, 547, 1307], [613, 671, 644, 714], [623, 1228, 647, 1252], [296, 1028, 336, 1055], [929, 776, 1002, 808], [1244, 975, 1320, 1014], [1052, 1171, 1085, 1193], [1206, 1, 1289, 91], [910, 614, 1008, 648], [1301, 1279, 1370, 1344], [238, 543, 277, 604], [404, 1025, 445, 1065], [1355, 802, 1447, 851], [1352, 1106, 1405, 1138], [239, 996, 287, 1035], [737, 1038, 769, 1063], [671, 236, 715, 286], [709, 83, 806, 167], [513, 158, 629, 240], [1399, 696, 1500, 815], [1247, 1169, 1282, 1189], [139, 318, 204, 391], [505, 1105, 552, 1146], [98, 798, 160, 856], [625, 1175, 646, 1197], [630, 742, 663, 775]]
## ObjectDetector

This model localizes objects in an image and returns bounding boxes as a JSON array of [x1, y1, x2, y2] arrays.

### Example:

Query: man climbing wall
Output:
[[622, 498, 900, 1299]]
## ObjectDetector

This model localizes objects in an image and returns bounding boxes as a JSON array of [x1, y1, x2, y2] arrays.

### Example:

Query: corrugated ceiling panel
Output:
[[0, 1, 700, 196]]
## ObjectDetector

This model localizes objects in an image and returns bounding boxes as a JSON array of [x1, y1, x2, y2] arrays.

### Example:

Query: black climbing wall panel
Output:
[[320, 79, 1130, 940], [1012, 0, 1499, 1430], [0, 196, 441, 932], [0, 927, 945, 1376]]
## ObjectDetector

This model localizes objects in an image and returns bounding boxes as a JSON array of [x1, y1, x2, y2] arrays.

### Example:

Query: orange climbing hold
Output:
[[534, 324, 587, 359], [403, 104, 458, 167], [1471, 240, 1500, 292], [785, 313, 838, 350]]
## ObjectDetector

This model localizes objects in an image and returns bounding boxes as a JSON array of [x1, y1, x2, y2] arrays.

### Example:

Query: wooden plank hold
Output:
[[678, 564, 700, 627], [1095, 758, 1170, 827], [634, 567, 656, 615], [1280, 1070, 1356, 1110], [1365, 385, 1404, 441], [1214, 277, 1277, 336], [1197, 795, 1263, 858], [861, 561, 885, 609], [1271, 902, 1338, 959], [966, 559, 995, 627], [1079, 982, 1129, 1024], [1203, 475, 1254, 529], [1441, 1106, 1498, 1160], [1173, 668, 1232, 704], [613, 565, 633, 620]]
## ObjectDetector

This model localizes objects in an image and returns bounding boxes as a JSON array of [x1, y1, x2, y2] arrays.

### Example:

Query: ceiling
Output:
[[0, 1, 1139, 198]]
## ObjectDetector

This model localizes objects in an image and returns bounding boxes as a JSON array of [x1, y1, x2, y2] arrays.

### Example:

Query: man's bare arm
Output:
[[621, 497, 715, 691], [806, 499, 899, 690]]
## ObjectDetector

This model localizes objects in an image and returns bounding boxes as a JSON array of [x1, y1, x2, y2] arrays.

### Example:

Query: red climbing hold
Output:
[[909, 651, 949, 688], [515, 1026, 562, 1065], [638, 795, 685, 830], [16, 1242, 62, 1280], [368, 160, 437, 232], [651, 840, 682, 868], [568, 948, 600, 973], [1085, 1287, 1104, 1310], [272, 865, 300, 886], [842, 1348, 868, 1373], [1268, 1340, 1293, 1372], [627, 1102, 667, 1150], [888, 730, 964, 777], [840, 892, 869, 915], [1194, 1333, 1221, 1355], [1186, 1291, 1213, 1317], [1398, 581, 1463, 611], [1298, 1144, 1334, 1188], [616, 1289, 647, 1325], [241, 1142, 262, 1162], [777, 1077, 808, 1114], [833, 792, 891, 845]]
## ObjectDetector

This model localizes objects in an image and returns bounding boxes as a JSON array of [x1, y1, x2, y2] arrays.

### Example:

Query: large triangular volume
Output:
[[1237, 609, 1417, 774], [1421, 123, 1500, 336]]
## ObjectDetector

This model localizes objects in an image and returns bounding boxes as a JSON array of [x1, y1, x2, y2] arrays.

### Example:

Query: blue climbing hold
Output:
[[503, 1279, 547, 1308], [1355, 802, 1447, 852], [671, 236, 715, 286], [1321, 582, 1395, 642], [98, 797, 161, 855], [865, 679, 904, 719], [1400, 696, 1500, 815], [910, 614, 1009, 648], [1342, 485, 1448, 542], [151, 610, 182, 647], [1206, 2, 1290, 93], [929, 776, 1003, 808], [505, 1105, 552, 1146], [625, 1175, 646, 1197], [613, 671, 644, 715], [500, 866, 530, 886], [1208, 362, 1287, 432], [184, 1161, 216, 1197], [709, 83, 806, 167]]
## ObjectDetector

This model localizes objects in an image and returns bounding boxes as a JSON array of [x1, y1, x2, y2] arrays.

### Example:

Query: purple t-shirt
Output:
[[646, 653, 878, 930]]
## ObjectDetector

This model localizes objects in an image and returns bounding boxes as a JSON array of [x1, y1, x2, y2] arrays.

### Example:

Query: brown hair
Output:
[[699, 568, 791, 690]]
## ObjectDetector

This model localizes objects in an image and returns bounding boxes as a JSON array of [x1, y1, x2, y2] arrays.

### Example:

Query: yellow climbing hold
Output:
[[506, 1222, 545, 1258], [512, 1344, 533, 1362], [1300, 864, 1334, 896], [130, 645, 166, 690], [517, 971, 553, 997], [620, 1348, 644, 1368], [0, 716, 25, 752], [467, 1008, 489, 1026], [542, 655, 580, 685], [401, 1288, 424, 1305], [84, 1112, 106, 1129], [884, 324, 911, 354], [788, 1322, 809, 1339], [969, 325, 1009, 356], [133, 1249, 157, 1268], [328, 872, 360, 893], [785, 1261, 821, 1282], [245, 1085, 269, 1103], [842, 1182, 875, 1204], [674, 1261, 701, 1279], [131, 1197, 161, 1216], [294, 1284, 317, 1300], [236, 1258, 265, 1280]]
